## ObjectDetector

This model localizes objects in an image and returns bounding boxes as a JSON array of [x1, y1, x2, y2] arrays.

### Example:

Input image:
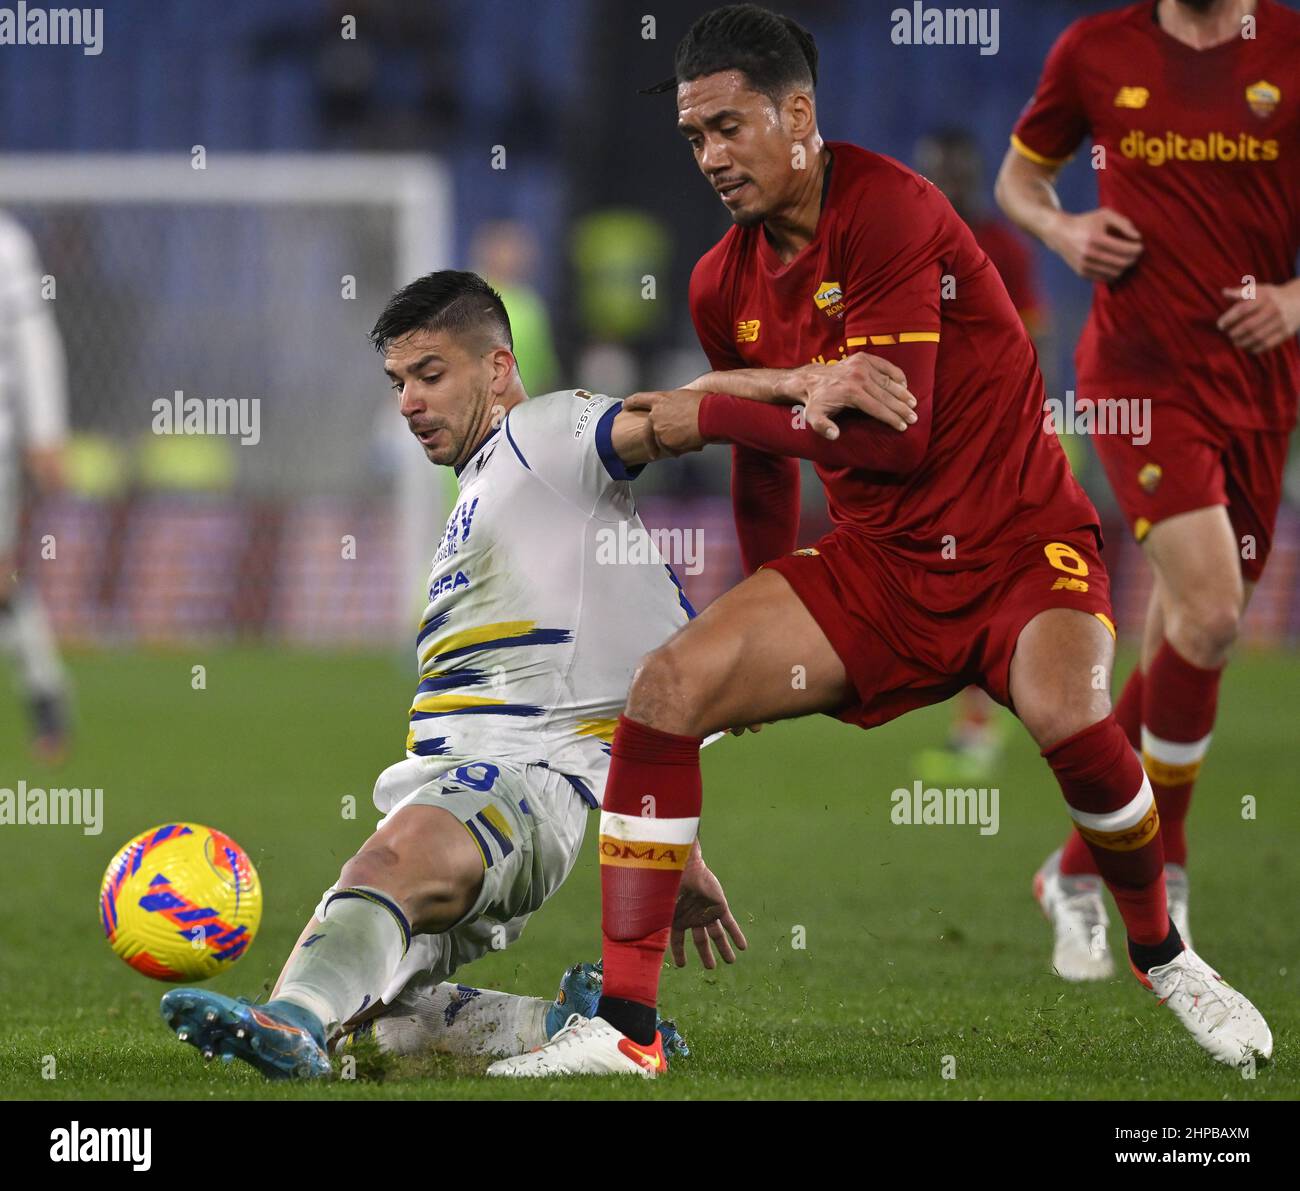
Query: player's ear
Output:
[[783, 90, 815, 142], [486, 345, 517, 393]]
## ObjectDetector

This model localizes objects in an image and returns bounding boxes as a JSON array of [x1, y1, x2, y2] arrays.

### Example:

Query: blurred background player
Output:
[[912, 127, 1053, 786], [997, 0, 1300, 978], [0, 211, 72, 763]]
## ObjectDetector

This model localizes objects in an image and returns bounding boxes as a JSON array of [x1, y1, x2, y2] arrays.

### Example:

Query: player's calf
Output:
[[270, 805, 484, 1044]]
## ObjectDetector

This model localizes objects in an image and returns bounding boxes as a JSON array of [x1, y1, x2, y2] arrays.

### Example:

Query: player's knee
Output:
[[337, 843, 404, 897], [625, 642, 712, 735], [1168, 598, 1241, 666], [338, 837, 478, 934], [1020, 686, 1111, 752]]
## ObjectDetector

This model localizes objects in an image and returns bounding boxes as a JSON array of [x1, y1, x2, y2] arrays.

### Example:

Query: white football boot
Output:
[[1034, 848, 1115, 981], [1164, 863, 1192, 949], [485, 1014, 667, 1078], [1141, 949, 1272, 1066]]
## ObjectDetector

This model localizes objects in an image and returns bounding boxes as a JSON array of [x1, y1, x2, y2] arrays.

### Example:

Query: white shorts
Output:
[[317, 756, 590, 1005]]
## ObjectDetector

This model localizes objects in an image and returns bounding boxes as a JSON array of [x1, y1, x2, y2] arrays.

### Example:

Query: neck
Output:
[[1157, 0, 1256, 49], [457, 387, 526, 470], [762, 138, 829, 263]]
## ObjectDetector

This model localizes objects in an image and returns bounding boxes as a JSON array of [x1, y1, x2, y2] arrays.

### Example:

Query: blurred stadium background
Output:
[[4, 0, 1297, 649]]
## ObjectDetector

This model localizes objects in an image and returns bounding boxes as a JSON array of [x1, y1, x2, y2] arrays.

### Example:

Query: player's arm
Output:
[[633, 339, 936, 476], [1217, 278, 1300, 355], [995, 149, 1142, 284], [674, 356, 918, 433], [607, 405, 663, 468], [993, 22, 1142, 283], [688, 258, 800, 574]]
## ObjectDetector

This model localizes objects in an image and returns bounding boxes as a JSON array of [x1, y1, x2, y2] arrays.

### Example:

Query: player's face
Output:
[[384, 330, 493, 468], [677, 70, 806, 227]]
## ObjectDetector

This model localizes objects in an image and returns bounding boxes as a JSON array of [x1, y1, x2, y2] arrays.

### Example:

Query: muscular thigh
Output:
[[1144, 505, 1244, 613], [627, 568, 852, 737]]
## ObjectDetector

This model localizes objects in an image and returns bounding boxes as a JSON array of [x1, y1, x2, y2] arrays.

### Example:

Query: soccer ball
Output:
[[99, 823, 262, 981]]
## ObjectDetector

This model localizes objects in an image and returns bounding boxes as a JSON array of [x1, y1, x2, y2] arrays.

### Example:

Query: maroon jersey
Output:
[[1012, 0, 1300, 431], [968, 215, 1046, 332], [689, 140, 1099, 573]]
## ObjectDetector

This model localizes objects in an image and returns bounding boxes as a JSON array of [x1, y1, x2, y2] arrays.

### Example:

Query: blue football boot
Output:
[[161, 988, 331, 1080], [546, 960, 689, 1059]]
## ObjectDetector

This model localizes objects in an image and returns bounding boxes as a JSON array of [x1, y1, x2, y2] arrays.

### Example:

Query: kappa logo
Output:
[[1246, 79, 1280, 119], [735, 318, 760, 343], [1114, 86, 1149, 109], [1138, 461, 1162, 493]]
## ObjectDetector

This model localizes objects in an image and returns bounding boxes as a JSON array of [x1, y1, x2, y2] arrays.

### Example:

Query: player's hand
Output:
[[1045, 207, 1143, 283], [24, 446, 65, 495], [671, 843, 748, 969], [1217, 284, 1300, 355], [794, 354, 917, 438], [623, 389, 706, 455]]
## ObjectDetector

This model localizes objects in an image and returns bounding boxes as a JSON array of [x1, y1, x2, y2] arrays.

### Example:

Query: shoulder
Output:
[[689, 228, 743, 306], [1263, 0, 1300, 38], [831, 143, 948, 240], [506, 388, 617, 442], [1052, 4, 1147, 59]]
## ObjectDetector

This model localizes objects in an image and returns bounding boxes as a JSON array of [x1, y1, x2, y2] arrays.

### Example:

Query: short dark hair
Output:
[[674, 4, 817, 103], [369, 270, 513, 354]]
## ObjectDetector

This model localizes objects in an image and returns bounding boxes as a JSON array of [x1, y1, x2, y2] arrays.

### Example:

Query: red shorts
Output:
[[1089, 402, 1291, 583], [765, 527, 1113, 730]]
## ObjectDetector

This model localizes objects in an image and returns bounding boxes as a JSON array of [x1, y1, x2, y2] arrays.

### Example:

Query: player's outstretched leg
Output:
[[488, 569, 850, 1077], [1013, 608, 1271, 1066], [162, 802, 484, 1079], [335, 961, 689, 1060]]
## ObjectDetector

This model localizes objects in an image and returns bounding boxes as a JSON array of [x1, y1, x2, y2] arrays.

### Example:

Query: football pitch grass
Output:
[[2, 647, 1296, 1101]]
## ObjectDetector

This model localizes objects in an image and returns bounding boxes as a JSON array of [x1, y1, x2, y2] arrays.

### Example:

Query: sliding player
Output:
[[996, 0, 1300, 977], [159, 270, 894, 1076], [489, 3, 1272, 1077], [0, 212, 72, 762]]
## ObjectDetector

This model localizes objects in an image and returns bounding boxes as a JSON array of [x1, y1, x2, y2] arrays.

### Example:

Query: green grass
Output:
[[1, 647, 1296, 1100]]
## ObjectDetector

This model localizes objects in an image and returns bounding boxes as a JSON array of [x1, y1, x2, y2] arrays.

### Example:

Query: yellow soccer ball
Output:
[[100, 823, 262, 981]]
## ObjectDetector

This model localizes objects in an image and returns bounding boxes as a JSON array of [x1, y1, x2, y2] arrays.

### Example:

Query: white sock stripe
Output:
[[598, 811, 700, 845], [1067, 773, 1154, 833], [1141, 727, 1212, 765]]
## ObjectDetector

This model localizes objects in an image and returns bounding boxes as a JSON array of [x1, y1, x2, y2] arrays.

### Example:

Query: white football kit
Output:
[[0, 212, 68, 556], [318, 389, 692, 1001]]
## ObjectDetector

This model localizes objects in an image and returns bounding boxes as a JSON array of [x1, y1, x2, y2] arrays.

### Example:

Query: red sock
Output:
[[1142, 641, 1221, 869], [1044, 716, 1168, 945], [599, 716, 702, 1014], [1059, 668, 1143, 877]]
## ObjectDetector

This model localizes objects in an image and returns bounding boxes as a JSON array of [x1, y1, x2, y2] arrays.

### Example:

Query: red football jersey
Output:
[[1012, 0, 1300, 431], [967, 215, 1046, 332], [689, 140, 1100, 573]]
